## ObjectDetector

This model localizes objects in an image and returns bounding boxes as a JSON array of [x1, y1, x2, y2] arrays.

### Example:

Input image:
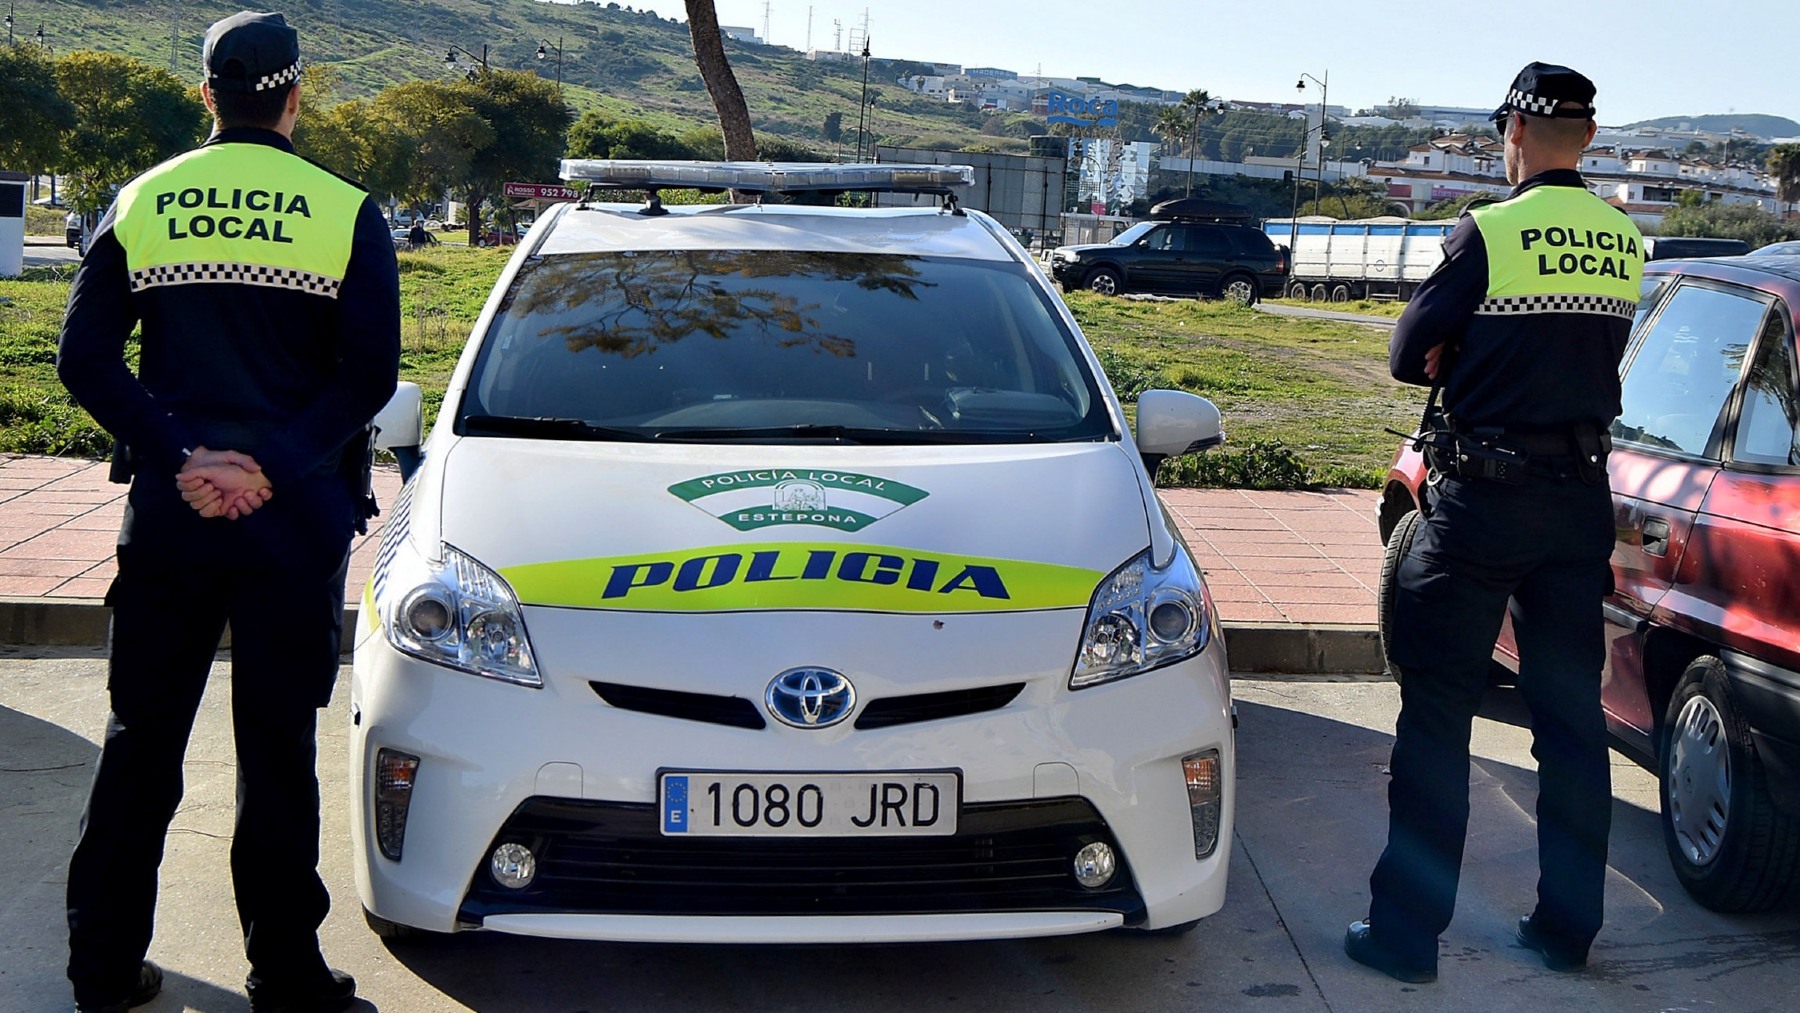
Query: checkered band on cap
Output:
[[1507, 89, 1561, 115], [253, 60, 301, 92], [1475, 294, 1635, 319], [129, 262, 342, 298]]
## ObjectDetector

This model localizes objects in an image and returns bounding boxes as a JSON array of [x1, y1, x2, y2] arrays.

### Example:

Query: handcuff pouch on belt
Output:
[[1407, 388, 1608, 486]]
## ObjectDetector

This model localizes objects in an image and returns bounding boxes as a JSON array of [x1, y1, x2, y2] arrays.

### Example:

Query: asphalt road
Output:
[[4, 656, 1797, 1012]]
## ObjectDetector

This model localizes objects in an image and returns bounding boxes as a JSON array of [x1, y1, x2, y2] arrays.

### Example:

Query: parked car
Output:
[[350, 161, 1237, 944], [1049, 199, 1287, 304], [1375, 256, 1800, 912], [389, 226, 412, 251], [1643, 236, 1750, 260], [1751, 240, 1800, 257]]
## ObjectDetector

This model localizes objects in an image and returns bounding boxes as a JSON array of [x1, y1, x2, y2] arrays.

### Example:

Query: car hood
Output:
[[1055, 243, 1122, 257], [428, 438, 1153, 614]]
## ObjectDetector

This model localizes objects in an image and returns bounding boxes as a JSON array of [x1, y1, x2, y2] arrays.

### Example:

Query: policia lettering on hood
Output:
[[1521, 225, 1637, 280], [154, 186, 309, 243]]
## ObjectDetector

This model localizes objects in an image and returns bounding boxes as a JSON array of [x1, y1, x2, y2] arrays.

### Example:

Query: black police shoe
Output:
[[1343, 920, 1438, 983], [74, 959, 163, 1013], [1517, 914, 1588, 971], [246, 967, 357, 1013]]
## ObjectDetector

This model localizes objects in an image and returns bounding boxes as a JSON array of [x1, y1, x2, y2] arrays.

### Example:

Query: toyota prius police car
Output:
[[352, 161, 1236, 943]]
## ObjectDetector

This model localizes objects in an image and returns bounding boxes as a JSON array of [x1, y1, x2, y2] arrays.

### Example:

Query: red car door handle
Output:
[[1642, 516, 1671, 557]]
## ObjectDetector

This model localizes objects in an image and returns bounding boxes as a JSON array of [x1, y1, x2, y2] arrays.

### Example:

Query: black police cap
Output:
[[1491, 62, 1597, 121], [203, 11, 301, 94]]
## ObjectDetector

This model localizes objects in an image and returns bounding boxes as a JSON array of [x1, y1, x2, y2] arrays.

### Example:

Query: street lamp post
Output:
[[4, 3, 13, 45], [854, 36, 872, 161], [444, 43, 489, 79], [535, 36, 563, 96], [34, 21, 47, 51], [1297, 71, 1329, 200]]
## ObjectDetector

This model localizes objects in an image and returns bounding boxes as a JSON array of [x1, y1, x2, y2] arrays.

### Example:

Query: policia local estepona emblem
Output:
[[670, 469, 928, 531]]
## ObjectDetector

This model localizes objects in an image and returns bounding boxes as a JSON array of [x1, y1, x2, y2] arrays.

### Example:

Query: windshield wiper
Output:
[[461, 414, 654, 442], [652, 424, 976, 444]]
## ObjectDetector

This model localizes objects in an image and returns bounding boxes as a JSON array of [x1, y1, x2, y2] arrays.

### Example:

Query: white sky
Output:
[[703, 0, 1799, 129]]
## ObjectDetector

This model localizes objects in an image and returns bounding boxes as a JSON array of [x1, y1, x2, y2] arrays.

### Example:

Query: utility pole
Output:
[[169, 1, 181, 72], [855, 36, 872, 161]]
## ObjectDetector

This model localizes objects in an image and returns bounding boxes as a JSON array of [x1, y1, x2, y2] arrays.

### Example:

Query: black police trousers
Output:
[[1369, 469, 1614, 968], [66, 481, 353, 1005]]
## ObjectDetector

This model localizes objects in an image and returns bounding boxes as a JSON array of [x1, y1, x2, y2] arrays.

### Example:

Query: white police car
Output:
[[351, 162, 1236, 943]]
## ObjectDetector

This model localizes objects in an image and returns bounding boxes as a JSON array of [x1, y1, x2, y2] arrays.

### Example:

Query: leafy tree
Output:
[[822, 110, 843, 144], [0, 45, 76, 186], [683, 1, 757, 166], [1659, 200, 1800, 246], [1767, 143, 1800, 215], [54, 52, 206, 212], [567, 111, 693, 159], [1381, 97, 1421, 119], [1415, 190, 1506, 220]]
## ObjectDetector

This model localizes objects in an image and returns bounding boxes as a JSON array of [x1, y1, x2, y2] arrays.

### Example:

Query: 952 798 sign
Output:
[[660, 771, 960, 837]]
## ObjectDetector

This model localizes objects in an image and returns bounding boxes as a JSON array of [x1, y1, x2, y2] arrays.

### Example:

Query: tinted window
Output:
[[1145, 226, 1182, 252], [1182, 226, 1228, 257], [1732, 307, 1800, 467], [1111, 222, 1156, 246], [463, 251, 1109, 444], [1614, 283, 1765, 457], [1228, 229, 1275, 256]]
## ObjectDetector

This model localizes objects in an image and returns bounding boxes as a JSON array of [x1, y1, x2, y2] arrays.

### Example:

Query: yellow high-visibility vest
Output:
[[113, 142, 364, 298], [1469, 185, 1643, 320]]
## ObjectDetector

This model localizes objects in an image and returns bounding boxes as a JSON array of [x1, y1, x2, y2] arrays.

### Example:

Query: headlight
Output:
[[1071, 548, 1210, 689], [1055, 249, 1078, 262], [383, 542, 540, 687]]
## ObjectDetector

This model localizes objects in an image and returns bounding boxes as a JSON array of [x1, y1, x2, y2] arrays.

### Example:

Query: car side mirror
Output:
[[1134, 389, 1224, 482], [372, 381, 424, 482]]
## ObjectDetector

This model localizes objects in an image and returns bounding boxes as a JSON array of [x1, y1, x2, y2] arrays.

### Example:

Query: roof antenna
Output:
[[639, 189, 668, 216], [941, 191, 963, 216]]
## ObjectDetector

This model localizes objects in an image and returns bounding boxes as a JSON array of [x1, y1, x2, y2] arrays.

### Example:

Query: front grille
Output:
[[855, 683, 1025, 729], [591, 681, 1026, 732], [460, 796, 1144, 923], [591, 681, 765, 729]]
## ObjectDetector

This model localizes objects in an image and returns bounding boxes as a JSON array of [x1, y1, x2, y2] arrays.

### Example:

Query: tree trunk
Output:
[[684, 1, 758, 168]]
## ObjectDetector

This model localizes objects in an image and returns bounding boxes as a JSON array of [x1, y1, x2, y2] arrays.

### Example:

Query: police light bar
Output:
[[559, 160, 975, 196]]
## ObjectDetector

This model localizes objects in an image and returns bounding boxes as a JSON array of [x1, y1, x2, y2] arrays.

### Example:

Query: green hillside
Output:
[[36, 0, 1004, 152], [1620, 113, 1800, 140]]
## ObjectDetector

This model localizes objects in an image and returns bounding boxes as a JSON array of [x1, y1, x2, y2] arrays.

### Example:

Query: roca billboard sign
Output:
[[1044, 90, 1119, 128]]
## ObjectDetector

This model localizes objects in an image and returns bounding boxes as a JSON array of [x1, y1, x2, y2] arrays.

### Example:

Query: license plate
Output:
[[659, 771, 960, 837]]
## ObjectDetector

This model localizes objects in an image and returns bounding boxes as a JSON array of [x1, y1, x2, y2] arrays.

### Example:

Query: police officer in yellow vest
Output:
[[57, 12, 399, 1013], [1344, 63, 1643, 984]]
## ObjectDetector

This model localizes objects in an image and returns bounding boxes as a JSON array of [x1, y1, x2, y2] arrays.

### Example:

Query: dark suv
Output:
[[1376, 256, 1800, 913], [1049, 200, 1286, 304]]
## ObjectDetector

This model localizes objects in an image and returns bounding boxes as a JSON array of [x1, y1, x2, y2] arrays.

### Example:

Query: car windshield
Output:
[[1109, 222, 1156, 246], [460, 249, 1111, 444]]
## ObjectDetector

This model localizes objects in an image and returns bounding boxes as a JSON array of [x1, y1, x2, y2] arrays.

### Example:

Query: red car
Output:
[[1376, 254, 1800, 913]]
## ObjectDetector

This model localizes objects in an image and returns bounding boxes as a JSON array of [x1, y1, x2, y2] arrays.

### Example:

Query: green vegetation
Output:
[[0, 254, 1418, 488]]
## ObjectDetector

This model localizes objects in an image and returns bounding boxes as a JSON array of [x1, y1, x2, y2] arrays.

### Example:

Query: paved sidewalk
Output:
[[0, 456, 1383, 666]]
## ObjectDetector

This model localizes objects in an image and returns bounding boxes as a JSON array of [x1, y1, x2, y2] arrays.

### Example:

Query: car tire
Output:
[[1330, 284, 1352, 303], [1286, 280, 1308, 301], [1659, 655, 1800, 912], [1086, 267, 1123, 296], [1378, 509, 1420, 684], [1219, 273, 1260, 306], [1309, 283, 1328, 302]]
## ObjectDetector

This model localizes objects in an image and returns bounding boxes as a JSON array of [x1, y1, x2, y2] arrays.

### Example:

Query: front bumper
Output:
[[348, 606, 1234, 942]]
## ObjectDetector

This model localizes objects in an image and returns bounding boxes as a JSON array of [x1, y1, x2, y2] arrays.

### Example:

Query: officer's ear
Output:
[[285, 84, 301, 120]]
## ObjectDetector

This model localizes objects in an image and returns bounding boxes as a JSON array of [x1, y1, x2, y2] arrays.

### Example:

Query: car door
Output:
[[1178, 225, 1230, 296], [1684, 296, 1800, 675], [1124, 224, 1184, 292], [1602, 278, 1771, 747]]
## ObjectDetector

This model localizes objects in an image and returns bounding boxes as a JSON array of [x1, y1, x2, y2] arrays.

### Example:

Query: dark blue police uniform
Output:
[[55, 12, 399, 1012], [1351, 63, 1644, 981]]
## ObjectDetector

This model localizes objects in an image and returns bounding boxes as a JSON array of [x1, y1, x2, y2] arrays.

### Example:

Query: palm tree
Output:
[[683, 2, 757, 170], [1768, 143, 1800, 217], [1176, 89, 1213, 197]]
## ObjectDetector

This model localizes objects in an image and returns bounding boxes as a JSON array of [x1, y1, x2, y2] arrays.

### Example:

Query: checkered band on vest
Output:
[[129, 262, 342, 297], [1475, 294, 1635, 319], [1507, 89, 1560, 115]]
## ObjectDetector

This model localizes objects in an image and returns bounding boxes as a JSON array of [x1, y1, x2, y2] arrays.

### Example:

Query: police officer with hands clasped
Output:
[[57, 10, 400, 1013], [1344, 63, 1644, 984]]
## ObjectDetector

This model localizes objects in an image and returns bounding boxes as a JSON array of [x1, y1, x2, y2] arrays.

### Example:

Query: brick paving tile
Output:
[[1264, 586, 1377, 607], [53, 577, 115, 598], [1280, 603, 1378, 624], [1217, 601, 1286, 623], [12, 502, 98, 518], [1247, 569, 1370, 588], [59, 514, 127, 532], [0, 525, 58, 546], [1194, 541, 1327, 560], [0, 575, 69, 596], [79, 559, 118, 579], [0, 557, 96, 578]]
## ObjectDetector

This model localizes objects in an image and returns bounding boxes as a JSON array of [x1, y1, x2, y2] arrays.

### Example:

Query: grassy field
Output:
[[0, 250, 1421, 487]]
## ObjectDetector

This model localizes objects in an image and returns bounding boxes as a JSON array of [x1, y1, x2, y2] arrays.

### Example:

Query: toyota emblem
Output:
[[765, 667, 856, 728]]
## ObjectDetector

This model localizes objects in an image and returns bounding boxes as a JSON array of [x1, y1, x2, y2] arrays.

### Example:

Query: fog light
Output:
[[1183, 749, 1222, 858], [374, 748, 420, 860], [1072, 841, 1116, 889], [491, 842, 536, 889]]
